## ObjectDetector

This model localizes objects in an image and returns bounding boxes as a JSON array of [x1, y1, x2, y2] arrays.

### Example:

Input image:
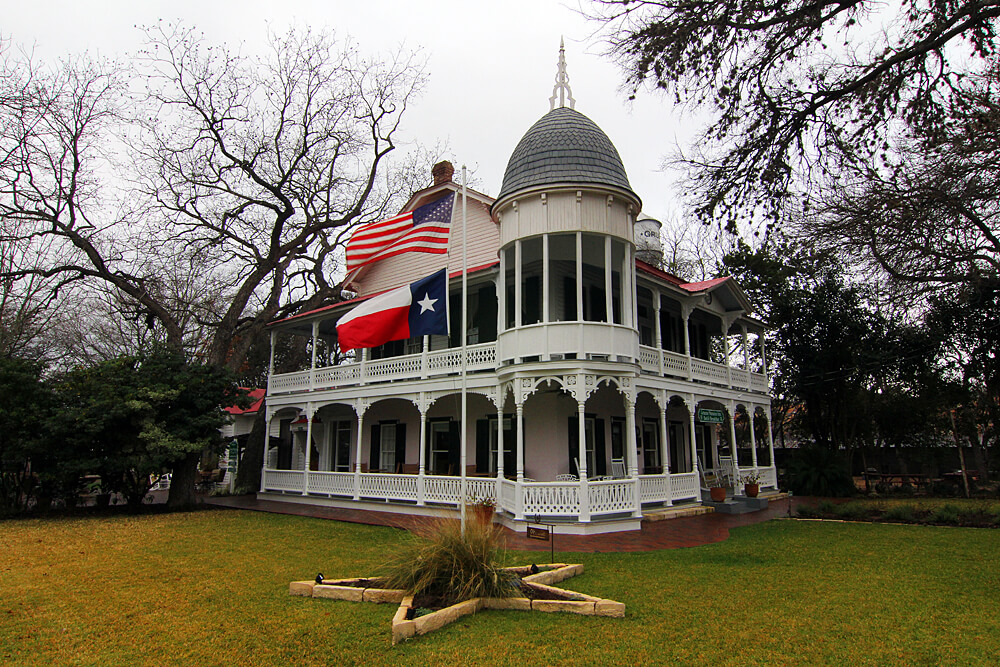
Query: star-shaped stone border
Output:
[[289, 563, 625, 644]]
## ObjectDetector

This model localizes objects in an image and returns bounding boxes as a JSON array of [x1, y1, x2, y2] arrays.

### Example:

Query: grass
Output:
[[2, 510, 999, 666]]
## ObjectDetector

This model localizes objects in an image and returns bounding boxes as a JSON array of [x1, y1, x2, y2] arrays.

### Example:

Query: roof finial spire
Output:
[[549, 37, 575, 111]]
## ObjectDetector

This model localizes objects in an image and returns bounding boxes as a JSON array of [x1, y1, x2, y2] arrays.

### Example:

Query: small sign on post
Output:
[[529, 517, 555, 563]]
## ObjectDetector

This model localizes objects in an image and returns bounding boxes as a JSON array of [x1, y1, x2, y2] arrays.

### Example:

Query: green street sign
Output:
[[696, 408, 725, 424]]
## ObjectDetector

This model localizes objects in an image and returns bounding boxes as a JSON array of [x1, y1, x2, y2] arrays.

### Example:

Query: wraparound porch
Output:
[[260, 466, 777, 522]]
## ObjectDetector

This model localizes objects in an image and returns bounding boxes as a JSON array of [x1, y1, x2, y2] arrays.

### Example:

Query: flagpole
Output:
[[460, 166, 469, 531]]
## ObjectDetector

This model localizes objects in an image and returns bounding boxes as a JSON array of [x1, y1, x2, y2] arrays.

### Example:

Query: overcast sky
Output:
[[5, 0, 697, 222]]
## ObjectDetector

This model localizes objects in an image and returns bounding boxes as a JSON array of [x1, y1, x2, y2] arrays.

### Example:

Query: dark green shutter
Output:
[[503, 416, 515, 474], [478, 285, 497, 342], [370, 424, 381, 472], [595, 418, 607, 476], [448, 420, 460, 475], [568, 416, 579, 476], [476, 419, 489, 473], [395, 423, 406, 470]]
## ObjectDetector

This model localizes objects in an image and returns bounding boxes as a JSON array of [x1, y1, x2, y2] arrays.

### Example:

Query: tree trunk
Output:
[[167, 451, 201, 507], [235, 408, 268, 494]]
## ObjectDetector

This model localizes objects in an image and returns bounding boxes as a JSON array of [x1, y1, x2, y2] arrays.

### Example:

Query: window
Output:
[[521, 237, 542, 325], [380, 423, 397, 472], [504, 245, 516, 329], [548, 234, 577, 321], [568, 415, 606, 477], [581, 234, 606, 322], [695, 422, 714, 471], [329, 419, 352, 472], [668, 420, 690, 473], [641, 418, 660, 472], [370, 421, 405, 473], [637, 287, 654, 346], [428, 419, 457, 475]]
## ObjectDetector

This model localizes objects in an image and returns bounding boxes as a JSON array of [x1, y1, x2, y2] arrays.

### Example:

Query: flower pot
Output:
[[472, 504, 495, 524], [709, 487, 726, 502], [744, 483, 760, 498]]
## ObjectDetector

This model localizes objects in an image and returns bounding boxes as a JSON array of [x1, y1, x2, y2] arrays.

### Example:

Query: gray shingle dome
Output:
[[495, 107, 636, 205]]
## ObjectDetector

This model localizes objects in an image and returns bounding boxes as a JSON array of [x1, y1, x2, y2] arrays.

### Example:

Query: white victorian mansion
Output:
[[258, 47, 775, 534]]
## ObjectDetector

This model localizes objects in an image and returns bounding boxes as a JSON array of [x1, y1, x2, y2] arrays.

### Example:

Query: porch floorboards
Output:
[[205, 493, 797, 552]]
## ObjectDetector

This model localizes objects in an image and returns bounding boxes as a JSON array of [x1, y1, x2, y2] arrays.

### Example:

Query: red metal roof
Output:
[[224, 388, 265, 415], [679, 276, 731, 292]]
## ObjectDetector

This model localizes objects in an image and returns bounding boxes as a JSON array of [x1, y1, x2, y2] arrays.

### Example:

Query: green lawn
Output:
[[2, 509, 998, 666]]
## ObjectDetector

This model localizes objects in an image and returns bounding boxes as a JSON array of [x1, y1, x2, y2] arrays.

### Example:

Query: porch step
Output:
[[642, 505, 715, 522], [703, 496, 769, 515]]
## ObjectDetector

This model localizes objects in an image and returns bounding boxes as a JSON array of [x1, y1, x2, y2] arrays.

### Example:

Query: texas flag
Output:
[[336, 269, 449, 352]]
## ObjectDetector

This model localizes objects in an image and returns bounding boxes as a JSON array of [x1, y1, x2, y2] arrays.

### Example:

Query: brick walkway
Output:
[[206, 495, 803, 552]]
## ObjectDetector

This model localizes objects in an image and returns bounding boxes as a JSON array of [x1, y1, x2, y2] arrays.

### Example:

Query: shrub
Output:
[[883, 504, 918, 523], [834, 502, 874, 521], [929, 504, 961, 525], [795, 504, 821, 518], [816, 500, 837, 515], [379, 519, 517, 605]]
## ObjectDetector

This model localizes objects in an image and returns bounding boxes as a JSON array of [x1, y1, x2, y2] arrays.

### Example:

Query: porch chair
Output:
[[555, 473, 578, 482], [610, 458, 626, 479]]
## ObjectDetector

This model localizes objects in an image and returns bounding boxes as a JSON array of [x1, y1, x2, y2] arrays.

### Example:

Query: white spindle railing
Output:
[[423, 475, 463, 504], [262, 469, 305, 493], [639, 475, 668, 503], [358, 473, 419, 501], [269, 343, 497, 395], [750, 372, 769, 392], [663, 350, 690, 377], [669, 472, 699, 500], [499, 479, 517, 514], [638, 346, 660, 371], [308, 471, 355, 496], [521, 481, 581, 517], [588, 479, 635, 515], [691, 358, 730, 385], [759, 466, 778, 488]]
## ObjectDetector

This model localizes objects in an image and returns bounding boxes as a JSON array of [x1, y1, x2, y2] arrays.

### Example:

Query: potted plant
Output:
[[741, 471, 761, 498], [708, 477, 727, 502], [467, 496, 496, 524]]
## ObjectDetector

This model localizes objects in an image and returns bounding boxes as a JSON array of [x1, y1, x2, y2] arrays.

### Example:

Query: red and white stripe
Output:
[[345, 213, 450, 273]]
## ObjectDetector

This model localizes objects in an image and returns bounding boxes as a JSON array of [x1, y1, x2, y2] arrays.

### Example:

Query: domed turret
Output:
[[495, 107, 638, 207]]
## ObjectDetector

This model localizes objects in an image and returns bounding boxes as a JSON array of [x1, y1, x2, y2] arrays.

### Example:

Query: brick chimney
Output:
[[431, 160, 454, 185]]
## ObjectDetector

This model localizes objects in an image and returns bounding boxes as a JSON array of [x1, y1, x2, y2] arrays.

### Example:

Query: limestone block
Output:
[[288, 581, 315, 597], [531, 599, 596, 615], [391, 604, 416, 645], [595, 600, 626, 617], [363, 588, 405, 604], [482, 597, 531, 611], [413, 598, 481, 635], [313, 585, 363, 602]]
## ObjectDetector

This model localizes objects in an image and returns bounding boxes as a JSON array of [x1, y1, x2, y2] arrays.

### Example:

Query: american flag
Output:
[[345, 193, 454, 273]]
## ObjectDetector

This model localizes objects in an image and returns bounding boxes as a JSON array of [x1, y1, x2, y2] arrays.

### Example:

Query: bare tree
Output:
[[0, 25, 427, 504]]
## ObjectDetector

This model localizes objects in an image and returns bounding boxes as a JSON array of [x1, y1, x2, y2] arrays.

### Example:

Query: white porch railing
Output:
[[588, 479, 635, 516], [670, 472, 700, 500], [269, 342, 497, 395], [308, 471, 354, 496], [261, 470, 710, 514], [637, 345, 768, 392], [262, 469, 305, 492], [759, 466, 778, 488]]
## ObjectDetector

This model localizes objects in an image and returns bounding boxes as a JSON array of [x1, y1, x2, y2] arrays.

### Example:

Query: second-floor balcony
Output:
[[267, 341, 769, 395]]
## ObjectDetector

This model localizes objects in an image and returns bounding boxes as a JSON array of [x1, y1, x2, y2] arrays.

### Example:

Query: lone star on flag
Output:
[[417, 293, 438, 313]]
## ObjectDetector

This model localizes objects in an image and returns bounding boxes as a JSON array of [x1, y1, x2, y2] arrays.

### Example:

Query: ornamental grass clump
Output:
[[379, 518, 517, 606]]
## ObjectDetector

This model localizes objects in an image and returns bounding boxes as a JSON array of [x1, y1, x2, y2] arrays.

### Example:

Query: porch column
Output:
[[741, 323, 750, 372], [515, 402, 525, 520], [749, 406, 759, 469], [660, 398, 673, 506], [728, 401, 739, 489], [625, 395, 641, 518], [766, 406, 777, 484], [760, 334, 768, 380], [266, 330, 276, 395], [359, 347, 368, 386], [260, 409, 273, 493], [682, 304, 693, 380], [353, 402, 364, 500], [495, 396, 504, 511], [421, 335, 429, 379], [688, 395, 701, 488], [723, 328, 733, 388], [577, 398, 590, 523], [309, 322, 318, 391], [417, 395, 428, 506], [654, 292, 664, 375], [303, 403, 314, 496]]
